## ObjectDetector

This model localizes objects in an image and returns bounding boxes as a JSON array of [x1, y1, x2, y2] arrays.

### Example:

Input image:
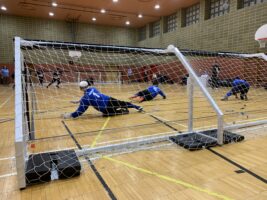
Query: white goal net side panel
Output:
[[16, 39, 267, 188], [179, 50, 267, 130]]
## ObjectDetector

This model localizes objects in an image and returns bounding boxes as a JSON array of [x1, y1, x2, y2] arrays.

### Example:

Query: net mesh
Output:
[[181, 51, 267, 127], [16, 39, 267, 187]]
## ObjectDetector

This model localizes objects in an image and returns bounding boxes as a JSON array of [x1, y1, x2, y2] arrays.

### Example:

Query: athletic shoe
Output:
[[137, 107, 143, 112], [221, 97, 228, 101]]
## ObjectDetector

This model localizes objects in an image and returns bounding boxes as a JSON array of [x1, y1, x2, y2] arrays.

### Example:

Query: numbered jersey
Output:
[[71, 87, 111, 118], [147, 86, 166, 98], [53, 71, 61, 79]]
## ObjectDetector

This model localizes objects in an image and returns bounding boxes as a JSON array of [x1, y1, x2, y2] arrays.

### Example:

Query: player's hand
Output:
[[62, 113, 72, 119], [70, 100, 80, 104]]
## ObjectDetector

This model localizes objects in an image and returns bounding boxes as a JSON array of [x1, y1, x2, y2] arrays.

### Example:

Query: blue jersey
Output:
[[71, 87, 111, 118], [232, 79, 250, 87], [226, 79, 250, 97], [147, 86, 166, 98], [1, 68, 9, 77]]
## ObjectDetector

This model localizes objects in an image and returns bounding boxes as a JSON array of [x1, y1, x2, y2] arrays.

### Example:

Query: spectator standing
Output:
[[1, 66, 9, 85]]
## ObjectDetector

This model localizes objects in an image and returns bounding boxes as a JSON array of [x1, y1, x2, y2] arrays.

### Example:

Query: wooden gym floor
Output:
[[0, 83, 267, 200]]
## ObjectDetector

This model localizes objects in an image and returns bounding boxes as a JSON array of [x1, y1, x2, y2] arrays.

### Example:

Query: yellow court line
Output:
[[90, 117, 110, 147], [104, 156, 234, 200]]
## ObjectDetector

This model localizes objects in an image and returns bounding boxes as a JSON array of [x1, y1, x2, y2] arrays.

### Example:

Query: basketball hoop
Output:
[[69, 51, 82, 62], [257, 39, 266, 48], [255, 24, 267, 48]]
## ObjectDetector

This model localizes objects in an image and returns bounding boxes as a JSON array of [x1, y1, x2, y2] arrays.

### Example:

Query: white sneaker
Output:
[[137, 107, 143, 112], [221, 97, 228, 101]]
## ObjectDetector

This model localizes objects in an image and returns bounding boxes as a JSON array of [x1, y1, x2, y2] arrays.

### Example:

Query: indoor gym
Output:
[[0, 0, 267, 200]]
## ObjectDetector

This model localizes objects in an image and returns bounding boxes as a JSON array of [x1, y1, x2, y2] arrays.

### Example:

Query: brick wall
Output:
[[0, 14, 136, 64], [137, 0, 267, 53]]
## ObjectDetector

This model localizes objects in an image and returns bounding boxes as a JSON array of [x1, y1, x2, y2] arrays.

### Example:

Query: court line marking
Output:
[[145, 111, 188, 128], [143, 111, 267, 184], [103, 156, 233, 200], [91, 117, 110, 148], [0, 172, 17, 179], [62, 120, 117, 200], [208, 148, 267, 184], [90, 131, 177, 146], [84, 143, 174, 162], [0, 118, 14, 124], [0, 93, 13, 109], [0, 156, 15, 161]]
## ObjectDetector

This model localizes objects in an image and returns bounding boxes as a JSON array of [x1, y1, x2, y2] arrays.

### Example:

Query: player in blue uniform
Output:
[[221, 77, 250, 101], [63, 81, 143, 119], [129, 85, 166, 103]]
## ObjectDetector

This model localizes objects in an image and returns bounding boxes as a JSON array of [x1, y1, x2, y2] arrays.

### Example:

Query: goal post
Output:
[[14, 37, 267, 189], [167, 45, 224, 144], [14, 37, 27, 189]]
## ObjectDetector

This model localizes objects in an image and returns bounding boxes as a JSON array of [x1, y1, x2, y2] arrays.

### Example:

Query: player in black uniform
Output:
[[37, 69, 44, 86], [47, 68, 62, 88]]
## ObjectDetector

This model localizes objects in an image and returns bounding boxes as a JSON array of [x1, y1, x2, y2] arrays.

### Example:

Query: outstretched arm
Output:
[[221, 88, 233, 101], [71, 98, 90, 118], [226, 90, 233, 97], [158, 89, 166, 99], [63, 97, 89, 119]]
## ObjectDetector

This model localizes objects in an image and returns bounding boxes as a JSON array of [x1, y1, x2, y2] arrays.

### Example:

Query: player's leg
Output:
[[210, 76, 215, 89], [232, 86, 240, 100], [47, 78, 56, 88], [40, 77, 44, 86], [236, 84, 245, 100], [221, 87, 237, 101], [245, 86, 249, 100], [129, 96, 145, 103], [136, 89, 153, 102], [129, 90, 147, 102], [111, 97, 142, 112], [56, 78, 61, 88], [241, 85, 249, 100], [103, 98, 129, 116]]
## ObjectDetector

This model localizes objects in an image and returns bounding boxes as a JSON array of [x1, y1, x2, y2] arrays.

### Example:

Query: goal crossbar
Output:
[[15, 38, 267, 189]]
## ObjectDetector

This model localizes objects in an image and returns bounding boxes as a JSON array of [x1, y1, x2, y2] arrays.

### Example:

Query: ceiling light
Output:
[[125, 21, 130, 25], [52, 2, 58, 7], [49, 12, 54, 16], [92, 17, 96, 21], [113, 0, 118, 3], [1, 6, 7, 11], [138, 14, 143, 18], [154, 4, 160, 9], [100, 9, 106, 13]]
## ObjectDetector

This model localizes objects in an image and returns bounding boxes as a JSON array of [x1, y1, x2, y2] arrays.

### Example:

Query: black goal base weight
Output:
[[170, 129, 245, 151], [26, 149, 81, 185]]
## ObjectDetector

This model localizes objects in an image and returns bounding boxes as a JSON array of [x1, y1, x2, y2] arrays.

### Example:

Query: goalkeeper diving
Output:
[[62, 81, 143, 119], [129, 85, 166, 103], [221, 77, 250, 101]]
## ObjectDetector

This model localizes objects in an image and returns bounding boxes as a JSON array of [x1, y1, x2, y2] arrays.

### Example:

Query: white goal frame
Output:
[[14, 37, 267, 189], [15, 37, 27, 188]]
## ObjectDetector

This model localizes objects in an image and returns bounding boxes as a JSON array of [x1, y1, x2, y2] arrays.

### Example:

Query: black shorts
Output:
[[51, 78, 60, 83], [102, 97, 129, 116], [136, 89, 154, 102], [232, 84, 250, 95]]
